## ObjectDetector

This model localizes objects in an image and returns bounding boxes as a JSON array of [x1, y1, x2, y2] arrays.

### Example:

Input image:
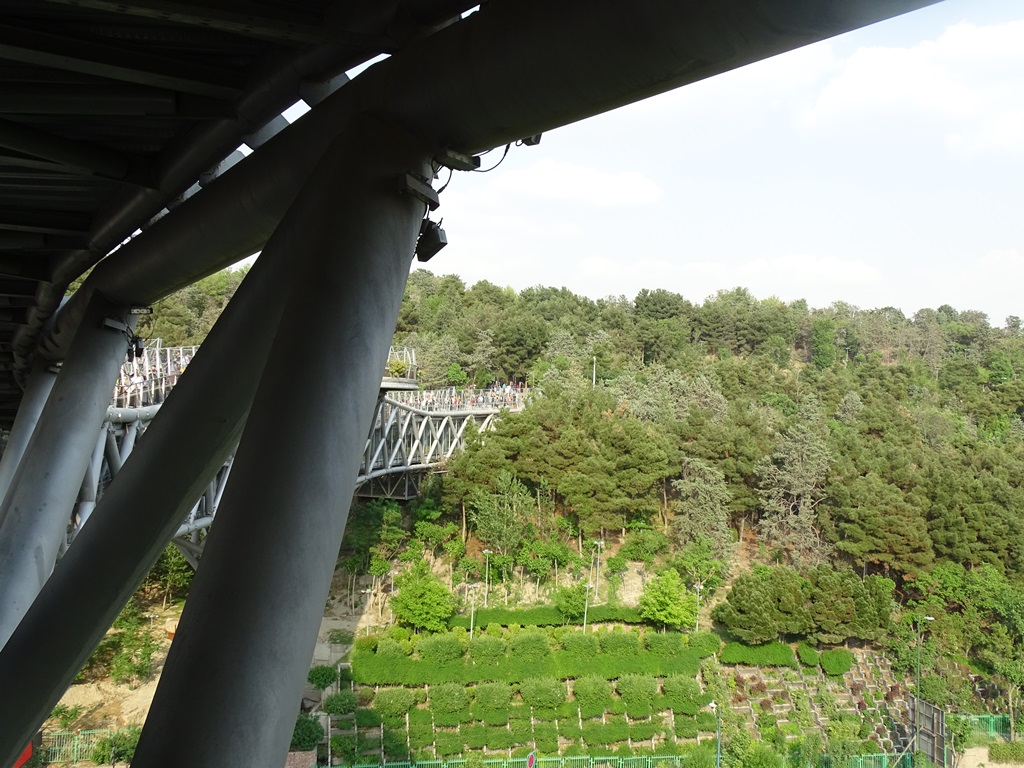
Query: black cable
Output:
[[436, 166, 454, 195], [474, 143, 511, 172]]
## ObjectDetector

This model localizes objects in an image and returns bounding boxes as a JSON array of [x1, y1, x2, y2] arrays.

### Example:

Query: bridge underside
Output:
[[0, 2, 940, 766]]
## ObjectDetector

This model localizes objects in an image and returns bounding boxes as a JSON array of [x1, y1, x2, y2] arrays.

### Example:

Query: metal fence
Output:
[[966, 714, 1011, 740], [39, 728, 116, 764]]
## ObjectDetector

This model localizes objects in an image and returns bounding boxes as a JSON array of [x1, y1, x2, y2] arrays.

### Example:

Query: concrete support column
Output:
[[0, 292, 134, 649], [0, 357, 58, 528], [132, 116, 431, 768]]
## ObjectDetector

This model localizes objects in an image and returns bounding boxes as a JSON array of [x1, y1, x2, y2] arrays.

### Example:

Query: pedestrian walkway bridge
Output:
[[84, 346, 525, 567]]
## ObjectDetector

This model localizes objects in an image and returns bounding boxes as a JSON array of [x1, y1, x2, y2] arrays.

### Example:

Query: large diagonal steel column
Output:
[[132, 116, 430, 768], [0, 358, 57, 528], [0, 141, 328, 765], [0, 293, 133, 649]]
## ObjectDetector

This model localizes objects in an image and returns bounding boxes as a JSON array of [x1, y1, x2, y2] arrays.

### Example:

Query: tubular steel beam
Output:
[[38, 0, 333, 45], [0, 358, 57, 529], [131, 115, 430, 768], [38, 0, 939, 365], [0, 292, 134, 650], [0, 117, 154, 187], [0, 116, 346, 765], [0, 23, 243, 99]]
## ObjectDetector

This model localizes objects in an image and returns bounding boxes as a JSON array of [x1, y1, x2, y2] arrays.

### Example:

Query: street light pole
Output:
[[582, 583, 592, 633], [483, 549, 491, 609], [695, 583, 703, 632], [914, 615, 935, 754], [469, 586, 478, 640], [593, 541, 604, 604], [709, 701, 721, 768]]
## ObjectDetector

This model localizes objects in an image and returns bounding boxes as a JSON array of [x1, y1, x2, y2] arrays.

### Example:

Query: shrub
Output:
[[534, 723, 559, 752], [475, 707, 510, 726], [383, 727, 409, 760], [617, 674, 658, 716], [599, 631, 640, 656], [797, 643, 820, 668], [820, 649, 854, 677], [468, 635, 506, 664], [435, 730, 465, 757], [688, 632, 722, 658], [645, 632, 683, 657], [630, 721, 660, 741], [586, 605, 644, 624], [573, 675, 613, 717], [675, 716, 698, 739], [663, 675, 704, 714], [356, 708, 382, 727], [561, 632, 600, 659], [719, 641, 796, 667], [474, 682, 514, 710], [323, 690, 359, 715], [486, 725, 514, 749], [376, 638, 409, 658], [508, 632, 551, 663], [373, 687, 415, 718], [463, 724, 489, 749], [510, 719, 533, 743], [90, 727, 141, 766], [430, 682, 470, 714], [418, 633, 465, 665], [520, 677, 568, 709], [308, 665, 339, 691], [990, 743, 1024, 764]]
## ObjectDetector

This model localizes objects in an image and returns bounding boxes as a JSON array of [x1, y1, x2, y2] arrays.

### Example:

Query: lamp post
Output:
[[483, 549, 491, 608], [593, 540, 604, 603], [695, 583, 703, 632], [914, 615, 935, 753], [469, 584, 479, 640], [360, 588, 373, 636], [708, 700, 721, 768], [582, 583, 593, 633]]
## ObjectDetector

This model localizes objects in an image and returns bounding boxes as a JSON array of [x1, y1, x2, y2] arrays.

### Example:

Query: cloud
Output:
[[491, 157, 663, 207], [799, 20, 1024, 155]]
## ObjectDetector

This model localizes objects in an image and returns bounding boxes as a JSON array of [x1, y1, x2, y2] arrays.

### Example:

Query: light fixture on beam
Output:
[[415, 219, 447, 262]]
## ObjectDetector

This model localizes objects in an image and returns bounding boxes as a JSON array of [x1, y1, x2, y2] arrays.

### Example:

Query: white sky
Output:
[[426, 0, 1024, 325]]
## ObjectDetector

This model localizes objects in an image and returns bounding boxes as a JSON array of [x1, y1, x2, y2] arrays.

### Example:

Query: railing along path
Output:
[[81, 345, 520, 567]]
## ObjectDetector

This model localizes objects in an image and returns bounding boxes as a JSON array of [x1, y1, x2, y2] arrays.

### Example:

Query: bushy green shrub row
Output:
[[819, 649, 854, 677], [449, 605, 643, 629], [990, 743, 1024, 764], [353, 647, 701, 685], [797, 642, 820, 667], [719, 641, 797, 668], [662, 676, 708, 714]]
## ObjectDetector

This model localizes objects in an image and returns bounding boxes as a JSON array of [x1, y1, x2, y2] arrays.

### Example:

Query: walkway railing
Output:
[[966, 714, 1011, 740], [389, 386, 527, 412], [40, 728, 118, 764]]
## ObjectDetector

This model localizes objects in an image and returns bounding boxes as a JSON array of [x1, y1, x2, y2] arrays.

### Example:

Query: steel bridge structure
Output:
[[0, 2, 943, 765], [95, 378, 520, 568]]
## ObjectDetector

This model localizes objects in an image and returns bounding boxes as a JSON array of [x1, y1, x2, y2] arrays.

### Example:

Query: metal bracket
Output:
[[401, 173, 440, 210]]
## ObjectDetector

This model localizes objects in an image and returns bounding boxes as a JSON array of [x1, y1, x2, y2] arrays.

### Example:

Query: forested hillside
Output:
[[144, 267, 1024, 715]]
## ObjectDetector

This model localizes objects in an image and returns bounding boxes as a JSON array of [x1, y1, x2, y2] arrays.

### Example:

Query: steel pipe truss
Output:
[[65, 390, 517, 562]]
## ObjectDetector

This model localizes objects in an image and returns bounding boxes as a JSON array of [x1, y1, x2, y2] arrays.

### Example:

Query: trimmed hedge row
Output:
[[719, 641, 797, 668], [449, 605, 644, 629], [353, 648, 702, 685], [820, 649, 854, 677]]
